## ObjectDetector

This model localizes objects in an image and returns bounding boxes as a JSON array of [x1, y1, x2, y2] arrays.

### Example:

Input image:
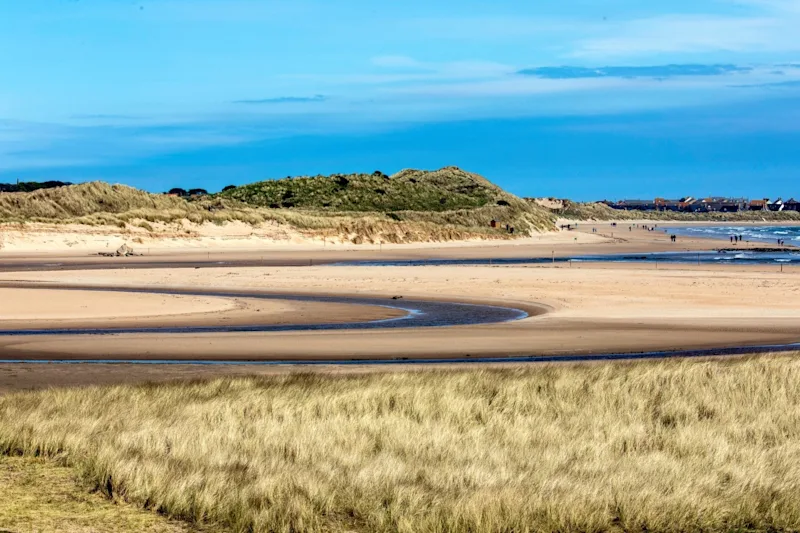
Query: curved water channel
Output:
[[0, 285, 530, 336], [0, 255, 798, 364]]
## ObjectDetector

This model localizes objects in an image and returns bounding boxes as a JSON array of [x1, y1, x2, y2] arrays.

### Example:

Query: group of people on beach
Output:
[[730, 235, 745, 244], [627, 224, 658, 232]]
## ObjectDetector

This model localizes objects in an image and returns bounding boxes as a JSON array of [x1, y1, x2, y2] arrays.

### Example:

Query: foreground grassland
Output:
[[0, 456, 202, 533], [3, 356, 800, 532], [0, 168, 555, 243]]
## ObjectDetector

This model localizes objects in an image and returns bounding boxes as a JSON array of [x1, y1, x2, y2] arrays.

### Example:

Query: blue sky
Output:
[[1, 0, 800, 200]]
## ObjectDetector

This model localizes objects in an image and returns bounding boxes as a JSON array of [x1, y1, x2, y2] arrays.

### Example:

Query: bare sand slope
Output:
[[0, 220, 308, 254]]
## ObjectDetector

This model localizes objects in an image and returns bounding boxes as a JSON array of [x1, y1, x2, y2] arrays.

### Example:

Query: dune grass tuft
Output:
[[2, 355, 800, 532]]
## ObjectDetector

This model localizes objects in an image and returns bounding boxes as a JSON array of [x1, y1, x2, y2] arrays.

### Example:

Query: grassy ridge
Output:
[[0, 182, 186, 220], [217, 167, 557, 238], [2, 355, 800, 532], [0, 169, 556, 243], [220, 167, 509, 212]]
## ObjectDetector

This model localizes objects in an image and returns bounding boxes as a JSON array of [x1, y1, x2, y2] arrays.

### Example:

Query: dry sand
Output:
[[0, 286, 404, 330], [0, 288, 236, 321], [0, 221, 791, 272], [0, 220, 310, 254]]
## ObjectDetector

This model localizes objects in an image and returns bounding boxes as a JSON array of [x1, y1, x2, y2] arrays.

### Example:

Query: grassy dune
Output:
[[0, 168, 556, 243], [221, 167, 514, 212], [3, 355, 800, 532]]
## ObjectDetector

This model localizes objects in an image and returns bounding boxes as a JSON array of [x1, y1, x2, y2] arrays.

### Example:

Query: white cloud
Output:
[[405, 16, 586, 40], [285, 58, 516, 90], [370, 55, 515, 78], [371, 56, 428, 69], [50, 0, 308, 23], [728, 0, 800, 13], [571, 10, 800, 58]]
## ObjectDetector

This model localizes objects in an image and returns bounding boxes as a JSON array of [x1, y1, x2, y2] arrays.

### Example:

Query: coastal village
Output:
[[604, 196, 800, 212]]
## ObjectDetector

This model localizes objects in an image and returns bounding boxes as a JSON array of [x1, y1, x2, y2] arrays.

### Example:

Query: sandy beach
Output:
[[0, 286, 404, 330], [0, 222, 798, 392], [1, 221, 794, 272]]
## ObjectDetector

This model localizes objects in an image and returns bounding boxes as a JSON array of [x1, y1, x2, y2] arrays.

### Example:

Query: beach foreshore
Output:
[[1, 221, 795, 269], [0, 219, 798, 392]]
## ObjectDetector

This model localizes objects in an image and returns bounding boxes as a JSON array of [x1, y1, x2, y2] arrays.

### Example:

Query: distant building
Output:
[[702, 197, 747, 212], [614, 199, 657, 211], [680, 197, 707, 212], [604, 195, 794, 213], [785, 198, 800, 212], [654, 198, 683, 211]]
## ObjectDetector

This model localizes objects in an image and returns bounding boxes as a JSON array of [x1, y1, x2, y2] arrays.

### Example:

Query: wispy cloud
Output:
[[571, 14, 800, 58], [290, 58, 515, 87], [518, 64, 753, 79], [370, 56, 430, 70], [70, 113, 141, 120], [730, 79, 800, 88], [233, 95, 327, 105], [403, 16, 582, 40]]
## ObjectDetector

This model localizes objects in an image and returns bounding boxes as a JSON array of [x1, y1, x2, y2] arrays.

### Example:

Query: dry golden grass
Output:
[[0, 178, 556, 244], [3, 355, 800, 532]]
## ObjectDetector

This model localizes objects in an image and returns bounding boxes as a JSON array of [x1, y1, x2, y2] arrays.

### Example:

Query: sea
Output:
[[667, 225, 800, 245]]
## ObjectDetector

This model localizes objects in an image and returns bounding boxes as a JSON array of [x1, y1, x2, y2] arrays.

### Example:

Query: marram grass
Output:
[[3, 356, 800, 532], [0, 168, 557, 243]]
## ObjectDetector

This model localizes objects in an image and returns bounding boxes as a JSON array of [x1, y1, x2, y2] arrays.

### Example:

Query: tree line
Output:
[[0, 180, 72, 193]]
